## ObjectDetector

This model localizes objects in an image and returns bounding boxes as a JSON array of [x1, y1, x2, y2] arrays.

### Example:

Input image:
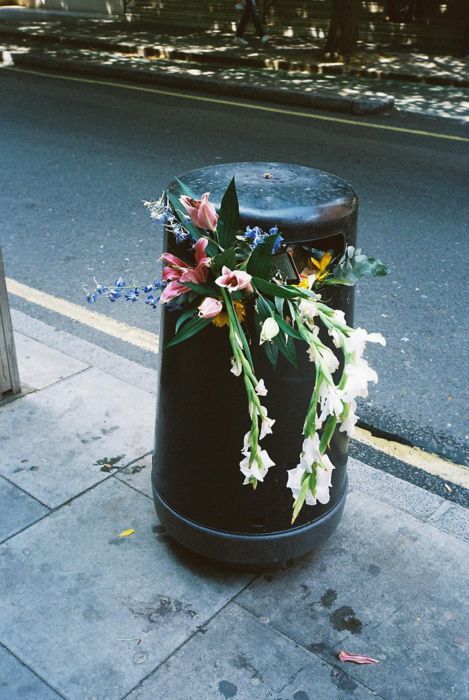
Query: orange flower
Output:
[[212, 300, 246, 328]]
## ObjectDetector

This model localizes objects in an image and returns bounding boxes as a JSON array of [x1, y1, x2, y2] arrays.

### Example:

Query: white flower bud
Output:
[[259, 317, 280, 344]]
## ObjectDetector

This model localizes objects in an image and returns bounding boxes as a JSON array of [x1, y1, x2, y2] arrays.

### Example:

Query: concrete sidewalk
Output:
[[0, 11, 468, 119], [0, 309, 468, 699]]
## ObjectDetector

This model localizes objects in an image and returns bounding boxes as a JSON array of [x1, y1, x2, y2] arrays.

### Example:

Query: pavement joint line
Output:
[[6, 276, 467, 487], [0, 641, 67, 700], [5, 65, 469, 144], [6, 277, 159, 354], [354, 426, 469, 489], [120, 578, 259, 700], [233, 601, 388, 699]]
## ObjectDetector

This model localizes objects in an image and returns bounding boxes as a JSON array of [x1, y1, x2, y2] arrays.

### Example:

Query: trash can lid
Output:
[[170, 162, 357, 239]]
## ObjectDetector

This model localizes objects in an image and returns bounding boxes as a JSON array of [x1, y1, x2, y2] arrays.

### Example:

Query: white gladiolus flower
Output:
[[240, 448, 275, 484], [307, 341, 339, 374], [318, 382, 343, 423], [332, 309, 347, 326], [328, 327, 342, 349], [319, 344, 340, 374], [255, 379, 268, 396], [230, 357, 242, 376], [242, 431, 251, 456], [339, 399, 358, 436], [341, 358, 378, 401], [286, 465, 305, 499], [346, 328, 386, 358], [260, 415, 275, 440], [298, 298, 319, 323], [259, 317, 280, 344], [299, 433, 322, 470]]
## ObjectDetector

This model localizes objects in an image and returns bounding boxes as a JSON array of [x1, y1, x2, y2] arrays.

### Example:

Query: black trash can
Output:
[[152, 162, 357, 567]]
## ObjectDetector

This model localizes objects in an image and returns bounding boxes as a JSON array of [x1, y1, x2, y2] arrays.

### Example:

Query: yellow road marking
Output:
[[355, 426, 468, 489], [6, 278, 159, 353], [5, 65, 469, 144], [6, 275, 467, 486]]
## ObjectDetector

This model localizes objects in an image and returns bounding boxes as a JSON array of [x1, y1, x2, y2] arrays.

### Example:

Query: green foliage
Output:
[[217, 177, 241, 249], [327, 246, 388, 286], [246, 234, 280, 279], [167, 316, 211, 348]]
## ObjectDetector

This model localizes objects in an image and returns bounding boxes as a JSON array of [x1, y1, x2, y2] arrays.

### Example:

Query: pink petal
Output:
[[198, 297, 223, 318], [162, 266, 182, 282], [180, 263, 209, 284], [197, 193, 219, 232], [194, 237, 210, 265], [161, 252, 187, 268], [338, 651, 379, 665], [160, 280, 189, 303]]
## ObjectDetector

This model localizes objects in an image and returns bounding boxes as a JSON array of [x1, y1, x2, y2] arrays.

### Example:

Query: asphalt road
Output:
[[1, 68, 468, 464]]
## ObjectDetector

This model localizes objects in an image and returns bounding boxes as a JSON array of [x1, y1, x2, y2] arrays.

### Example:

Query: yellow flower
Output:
[[212, 300, 246, 328], [309, 251, 332, 281], [296, 275, 310, 289]]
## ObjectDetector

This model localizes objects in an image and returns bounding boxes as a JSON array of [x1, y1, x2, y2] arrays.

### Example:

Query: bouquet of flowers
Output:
[[86, 177, 387, 522]]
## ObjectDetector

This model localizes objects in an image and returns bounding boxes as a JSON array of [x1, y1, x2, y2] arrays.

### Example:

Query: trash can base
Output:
[[153, 479, 348, 568]]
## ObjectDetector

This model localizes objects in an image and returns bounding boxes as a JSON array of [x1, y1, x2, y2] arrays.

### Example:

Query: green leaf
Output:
[[174, 177, 199, 200], [184, 281, 219, 297], [291, 474, 310, 524], [329, 246, 388, 286], [276, 329, 297, 368], [273, 313, 304, 341], [246, 234, 279, 280], [212, 246, 237, 276], [263, 337, 278, 369], [274, 296, 284, 316], [217, 177, 241, 249], [175, 307, 197, 333], [252, 277, 306, 300], [166, 317, 211, 348]]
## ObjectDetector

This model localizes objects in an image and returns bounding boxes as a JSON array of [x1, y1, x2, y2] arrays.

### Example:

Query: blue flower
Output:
[[145, 294, 159, 309], [272, 234, 284, 254], [115, 277, 126, 288], [244, 225, 284, 254], [109, 290, 122, 302], [86, 292, 97, 304]]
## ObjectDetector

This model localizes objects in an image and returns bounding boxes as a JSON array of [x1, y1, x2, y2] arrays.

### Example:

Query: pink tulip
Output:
[[198, 297, 223, 319], [160, 238, 211, 304], [215, 266, 253, 293], [338, 651, 379, 665], [180, 193, 219, 232]]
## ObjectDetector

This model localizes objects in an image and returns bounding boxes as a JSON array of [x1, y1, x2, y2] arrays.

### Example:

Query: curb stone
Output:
[[8, 51, 395, 116], [0, 21, 468, 88]]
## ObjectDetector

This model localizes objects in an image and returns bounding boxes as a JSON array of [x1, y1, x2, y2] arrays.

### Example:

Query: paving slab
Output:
[[127, 603, 379, 700], [328, 603, 468, 700], [0, 645, 62, 700], [14, 331, 88, 391], [429, 501, 469, 541], [347, 456, 443, 521], [236, 490, 468, 699], [0, 367, 154, 507], [11, 309, 158, 396], [115, 453, 153, 499], [0, 478, 251, 700], [0, 475, 48, 543]]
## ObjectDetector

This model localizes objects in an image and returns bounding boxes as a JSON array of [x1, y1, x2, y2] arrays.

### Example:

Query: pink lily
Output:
[[160, 239, 211, 303], [338, 651, 379, 665], [198, 297, 223, 319], [215, 266, 253, 293], [180, 192, 219, 232]]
